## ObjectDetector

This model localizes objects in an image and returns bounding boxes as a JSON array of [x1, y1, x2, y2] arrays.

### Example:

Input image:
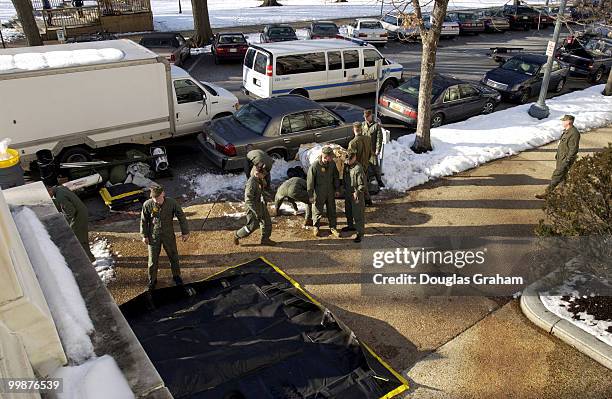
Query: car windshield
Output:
[[443, 15, 457, 22], [501, 58, 540, 75], [584, 39, 611, 56], [233, 104, 270, 135], [361, 21, 382, 29], [219, 34, 246, 44], [398, 77, 445, 99], [456, 13, 476, 21], [269, 27, 295, 36], [313, 24, 338, 33]]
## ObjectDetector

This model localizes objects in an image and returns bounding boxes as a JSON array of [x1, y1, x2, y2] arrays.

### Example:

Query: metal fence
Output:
[[41, 6, 100, 29], [33, 0, 150, 15]]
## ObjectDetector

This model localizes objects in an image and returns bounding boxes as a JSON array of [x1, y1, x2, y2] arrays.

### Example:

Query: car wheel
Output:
[[554, 78, 565, 93], [482, 100, 495, 114], [290, 89, 309, 98], [431, 113, 444, 128], [589, 67, 604, 83], [59, 147, 92, 164], [268, 150, 286, 161], [518, 89, 530, 104], [380, 79, 398, 95]]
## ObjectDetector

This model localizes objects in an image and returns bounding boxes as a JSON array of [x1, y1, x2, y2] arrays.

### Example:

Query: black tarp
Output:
[[121, 258, 408, 399]]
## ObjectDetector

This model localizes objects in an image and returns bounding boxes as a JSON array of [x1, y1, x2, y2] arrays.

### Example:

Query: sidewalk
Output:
[[102, 125, 612, 397]]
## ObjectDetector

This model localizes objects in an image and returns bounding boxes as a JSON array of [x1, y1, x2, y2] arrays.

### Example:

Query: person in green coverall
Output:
[[48, 185, 95, 262], [344, 150, 367, 243], [274, 177, 312, 227], [234, 166, 277, 246], [140, 185, 189, 290], [307, 146, 341, 238]]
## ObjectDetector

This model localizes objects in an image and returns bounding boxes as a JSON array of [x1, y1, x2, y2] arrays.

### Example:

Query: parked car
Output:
[[197, 95, 364, 170], [347, 18, 388, 46], [502, 5, 551, 30], [306, 21, 340, 39], [446, 12, 485, 35], [482, 54, 569, 104], [557, 37, 612, 83], [477, 10, 510, 32], [423, 13, 460, 38], [378, 74, 501, 128], [139, 32, 190, 66], [380, 12, 419, 40], [211, 32, 249, 64], [261, 24, 298, 43]]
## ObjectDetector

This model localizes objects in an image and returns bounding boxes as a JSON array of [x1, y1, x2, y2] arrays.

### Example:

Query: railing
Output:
[[99, 0, 151, 15], [41, 6, 100, 29]]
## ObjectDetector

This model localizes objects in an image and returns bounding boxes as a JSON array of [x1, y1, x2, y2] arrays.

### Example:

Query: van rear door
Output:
[[243, 48, 271, 98]]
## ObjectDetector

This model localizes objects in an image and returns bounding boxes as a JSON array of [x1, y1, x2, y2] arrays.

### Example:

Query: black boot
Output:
[[173, 276, 184, 286], [148, 279, 157, 291]]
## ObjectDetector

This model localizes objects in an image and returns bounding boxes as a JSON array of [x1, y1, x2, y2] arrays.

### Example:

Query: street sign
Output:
[[57, 28, 66, 43], [545, 41, 555, 57]]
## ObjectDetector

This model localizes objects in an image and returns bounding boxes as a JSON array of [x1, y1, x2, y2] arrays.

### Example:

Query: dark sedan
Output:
[[261, 24, 298, 43], [447, 12, 485, 35], [198, 95, 364, 170], [307, 21, 340, 39], [139, 32, 190, 66], [482, 54, 569, 104], [478, 10, 510, 33], [557, 37, 611, 83], [211, 33, 249, 64], [378, 75, 501, 128]]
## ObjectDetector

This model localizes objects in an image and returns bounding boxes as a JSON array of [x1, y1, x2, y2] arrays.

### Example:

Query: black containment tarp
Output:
[[120, 258, 408, 399]]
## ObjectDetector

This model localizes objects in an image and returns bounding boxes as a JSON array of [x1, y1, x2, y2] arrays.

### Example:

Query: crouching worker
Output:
[[48, 184, 96, 262], [274, 177, 312, 227], [234, 167, 277, 246], [140, 185, 189, 290], [345, 150, 367, 243]]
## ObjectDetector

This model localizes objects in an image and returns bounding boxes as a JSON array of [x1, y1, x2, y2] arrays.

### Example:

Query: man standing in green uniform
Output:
[[362, 109, 385, 188], [140, 185, 189, 290], [307, 146, 341, 238], [234, 166, 277, 246], [348, 122, 372, 205], [245, 145, 274, 189], [345, 150, 367, 243], [48, 185, 95, 262], [274, 177, 312, 227], [536, 115, 581, 199]]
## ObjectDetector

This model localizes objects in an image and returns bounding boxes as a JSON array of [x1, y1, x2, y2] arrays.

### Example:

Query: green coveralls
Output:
[[549, 126, 580, 190], [140, 197, 189, 284], [362, 120, 384, 184], [348, 134, 371, 201], [53, 186, 95, 262], [345, 163, 367, 236], [245, 149, 273, 188], [307, 158, 339, 228], [274, 177, 312, 223], [235, 176, 272, 240]]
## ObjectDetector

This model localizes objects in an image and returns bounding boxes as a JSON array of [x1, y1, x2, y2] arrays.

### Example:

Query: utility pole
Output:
[[528, 0, 567, 120], [380, 0, 384, 17], [0, 25, 5, 49], [179, 0, 182, 14]]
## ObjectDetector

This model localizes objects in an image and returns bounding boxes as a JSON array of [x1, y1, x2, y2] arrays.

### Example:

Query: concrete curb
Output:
[[520, 282, 612, 370]]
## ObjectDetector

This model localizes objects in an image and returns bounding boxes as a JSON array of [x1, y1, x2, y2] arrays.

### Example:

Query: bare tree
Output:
[[260, 0, 283, 6], [396, 0, 450, 153], [190, 0, 213, 47], [11, 0, 43, 46]]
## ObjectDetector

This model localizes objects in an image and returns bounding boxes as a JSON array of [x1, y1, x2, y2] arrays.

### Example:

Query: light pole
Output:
[[380, 0, 384, 17], [528, 0, 567, 120]]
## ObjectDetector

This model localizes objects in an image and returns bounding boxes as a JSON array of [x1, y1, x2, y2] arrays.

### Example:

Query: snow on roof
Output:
[[0, 39, 158, 74], [254, 38, 368, 55]]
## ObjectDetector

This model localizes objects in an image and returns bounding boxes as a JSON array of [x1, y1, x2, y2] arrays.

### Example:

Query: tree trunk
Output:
[[260, 0, 283, 6], [11, 0, 43, 46], [604, 68, 612, 96], [411, 0, 450, 153], [190, 0, 213, 47]]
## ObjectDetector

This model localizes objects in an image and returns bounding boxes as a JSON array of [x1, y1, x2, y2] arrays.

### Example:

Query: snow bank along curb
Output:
[[520, 282, 612, 370]]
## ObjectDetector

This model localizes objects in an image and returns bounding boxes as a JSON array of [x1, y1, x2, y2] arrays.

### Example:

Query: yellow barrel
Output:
[[0, 148, 25, 189]]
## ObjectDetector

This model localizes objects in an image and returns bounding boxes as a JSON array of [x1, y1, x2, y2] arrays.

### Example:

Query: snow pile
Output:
[[189, 158, 300, 199], [0, 48, 124, 72], [91, 238, 116, 285], [0, 27, 24, 43], [12, 207, 94, 364], [382, 85, 612, 192], [51, 355, 134, 399]]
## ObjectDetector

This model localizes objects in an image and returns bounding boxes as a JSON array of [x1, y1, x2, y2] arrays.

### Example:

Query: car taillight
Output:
[[312, 35, 321, 39], [358, 33, 367, 37], [170, 53, 176, 62], [403, 108, 417, 119], [217, 46, 227, 52], [380, 33, 388, 37], [216, 142, 237, 156], [379, 97, 390, 107], [266, 64, 273, 76]]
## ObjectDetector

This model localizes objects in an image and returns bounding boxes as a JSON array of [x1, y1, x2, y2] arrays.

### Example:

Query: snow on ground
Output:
[[51, 355, 134, 399], [0, 27, 24, 43], [382, 85, 612, 192], [91, 237, 116, 285], [187, 85, 611, 199], [12, 207, 94, 364], [540, 274, 612, 347], [0, 48, 124, 72]]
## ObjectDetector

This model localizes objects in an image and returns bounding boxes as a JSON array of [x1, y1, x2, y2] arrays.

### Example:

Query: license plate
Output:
[[206, 135, 215, 146], [229, 48, 237, 53], [570, 66, 575, 71], [465, 23, 472, 27], [390, 102, 403, 112], [522, 16, 529, 20]]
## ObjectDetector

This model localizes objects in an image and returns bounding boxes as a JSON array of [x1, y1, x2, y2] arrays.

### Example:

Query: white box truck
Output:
[[0, 40, 239, 167]]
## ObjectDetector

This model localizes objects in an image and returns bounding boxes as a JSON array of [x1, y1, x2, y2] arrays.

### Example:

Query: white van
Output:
[[242, 38, 403, 100]]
